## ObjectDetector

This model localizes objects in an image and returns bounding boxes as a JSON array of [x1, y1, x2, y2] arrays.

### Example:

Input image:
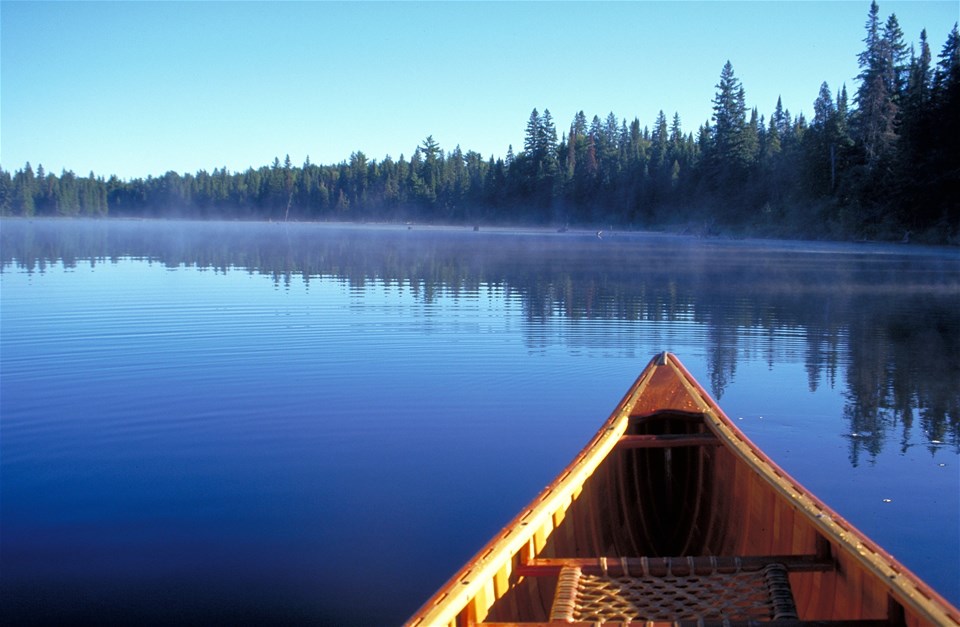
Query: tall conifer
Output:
[[709, 61, 749, 190]]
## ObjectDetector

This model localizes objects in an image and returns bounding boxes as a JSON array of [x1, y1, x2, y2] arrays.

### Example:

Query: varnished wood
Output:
[[617, 432, 722, 448], [405, 352, 960, 627], [515, 554, 835, 577], [482, 621, 896, 627]]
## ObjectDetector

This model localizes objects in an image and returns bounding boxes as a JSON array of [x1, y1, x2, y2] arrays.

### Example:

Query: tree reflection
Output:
[[2, 218, 958, 459], [838, 301, 960, 464]]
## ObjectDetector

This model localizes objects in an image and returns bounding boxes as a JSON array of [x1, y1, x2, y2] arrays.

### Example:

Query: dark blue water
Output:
[[2, 219, 958, 623]]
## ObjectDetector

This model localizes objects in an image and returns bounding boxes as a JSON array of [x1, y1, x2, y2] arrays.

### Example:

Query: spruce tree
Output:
[[709, 61, 749, 197], [13, 163, 36, 217], [523, 109, 542, 156], [419, 136, 441, 206], [933, 22, 959, 96], [924, 23, 960, 233], [743, 108, 760, 164], [669, 113, 684, 162], [650, 110, 668, 173], [808, 82, 840, 195], [906, 31, 933, 113], [855, 1, 898, 165], [0, 167, 12, 216], [881, 14, 909, 100], [572, 111, 587, 137]]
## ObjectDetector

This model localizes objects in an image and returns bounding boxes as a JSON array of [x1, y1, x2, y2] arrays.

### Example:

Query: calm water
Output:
[[2, 218, 958, 624]]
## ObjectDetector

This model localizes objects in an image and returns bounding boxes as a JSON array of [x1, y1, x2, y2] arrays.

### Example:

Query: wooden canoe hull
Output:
[[407, 353, 959, 627]]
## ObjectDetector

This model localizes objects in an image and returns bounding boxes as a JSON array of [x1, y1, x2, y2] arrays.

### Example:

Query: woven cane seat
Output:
[[549, 556, 798, 623]]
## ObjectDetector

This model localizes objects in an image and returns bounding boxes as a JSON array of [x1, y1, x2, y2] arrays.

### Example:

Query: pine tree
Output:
[[516, 108, 560, 208], [772, 96, 788, 138], [283, 154, 297, 220], [933, 22, 959, 95], [836, 84, 851, 142], [857, 1, 882, 81], [669, 113, 684, 161], [920, 23, 960, 233], [855, 1, 898, 165], [813, 82, 835, 129], [708, 61, 750, 193], [585, 134, 598, 178], [419, 136, 441, 205], [881, 14, 909, 100], [743, 108, 760, 164], [523, 108, 542, 155], [898, 32, 934, 179], [13, 163, 36, 217], [572, 111, 587, 137], [538, 109, 560, 205], [542, 109, 558, 152], [650, 110, 668, 173], [763, 113, 782, 162], [446, 145, 468, 219], [0, 167, 12, 216], [603, 112, 619, 149], [808, 81, 841, 195], [589, 115, 603, 144], [630, 118, 646, 166], [906, 31, 933, 112]]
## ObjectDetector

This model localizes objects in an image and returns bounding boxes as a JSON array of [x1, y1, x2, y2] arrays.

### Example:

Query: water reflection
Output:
[[3, 218, 958, 463]]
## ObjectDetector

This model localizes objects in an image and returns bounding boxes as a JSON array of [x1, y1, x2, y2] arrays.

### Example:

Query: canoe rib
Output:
[[406, 352, 960, 627]]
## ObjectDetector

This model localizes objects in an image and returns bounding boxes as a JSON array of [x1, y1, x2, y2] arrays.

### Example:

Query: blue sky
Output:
[[2, 1, 957, 180]]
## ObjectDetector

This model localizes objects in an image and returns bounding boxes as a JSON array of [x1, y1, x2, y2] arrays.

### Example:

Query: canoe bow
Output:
[[407, 352, 959, 627]]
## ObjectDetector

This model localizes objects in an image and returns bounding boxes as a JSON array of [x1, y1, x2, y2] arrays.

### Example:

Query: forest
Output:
[[2, 2, 958, 244]]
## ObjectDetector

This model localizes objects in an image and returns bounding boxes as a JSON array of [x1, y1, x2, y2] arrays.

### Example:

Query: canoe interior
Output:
[[484, 410, 870, 623], [408, 354, 959, 627]]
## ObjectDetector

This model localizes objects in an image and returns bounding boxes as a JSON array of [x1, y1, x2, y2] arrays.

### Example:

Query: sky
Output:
[[2, 1, 958, 180]]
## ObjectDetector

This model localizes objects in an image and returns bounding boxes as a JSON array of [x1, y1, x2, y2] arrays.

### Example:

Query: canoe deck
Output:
[[407, 353, 959, 627]]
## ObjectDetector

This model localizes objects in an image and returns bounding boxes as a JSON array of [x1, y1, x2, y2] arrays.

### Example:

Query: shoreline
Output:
[[3, 214, 957, 251]]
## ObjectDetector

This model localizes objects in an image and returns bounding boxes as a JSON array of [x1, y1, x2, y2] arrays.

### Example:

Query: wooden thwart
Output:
[[617, 433, 722, 449], [516, 554, 833, 578]]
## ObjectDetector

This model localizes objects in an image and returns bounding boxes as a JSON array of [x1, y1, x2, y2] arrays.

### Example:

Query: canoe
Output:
[[406, 352, 959, 626]]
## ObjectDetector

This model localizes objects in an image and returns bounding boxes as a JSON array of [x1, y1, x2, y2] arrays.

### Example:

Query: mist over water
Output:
[[2, 218, 958, 624]]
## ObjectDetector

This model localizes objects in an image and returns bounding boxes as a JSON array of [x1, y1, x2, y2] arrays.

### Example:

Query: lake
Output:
[[1, 218, 957, 624]]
